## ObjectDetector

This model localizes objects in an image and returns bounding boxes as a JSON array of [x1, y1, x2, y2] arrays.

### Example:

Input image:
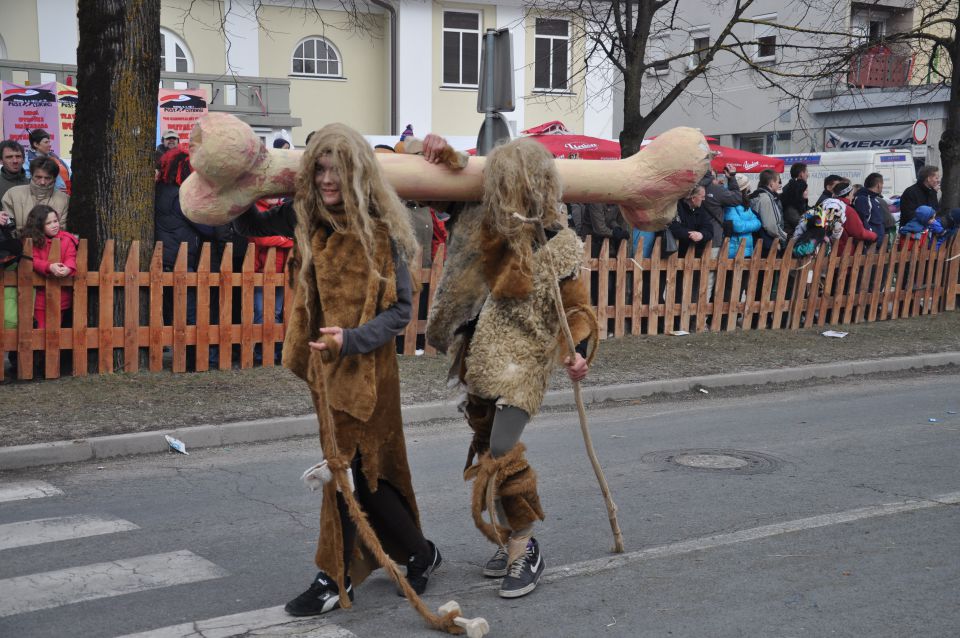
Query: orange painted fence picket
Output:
[[1, 235, 958, 381]]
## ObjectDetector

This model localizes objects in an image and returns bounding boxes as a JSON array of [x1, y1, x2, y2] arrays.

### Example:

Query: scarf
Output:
[[30, 181, 56, 204]]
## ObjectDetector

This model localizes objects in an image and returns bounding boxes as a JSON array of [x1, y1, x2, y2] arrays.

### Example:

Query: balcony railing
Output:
[[0, 59, 301, 130], [847, 51, 915, 89]]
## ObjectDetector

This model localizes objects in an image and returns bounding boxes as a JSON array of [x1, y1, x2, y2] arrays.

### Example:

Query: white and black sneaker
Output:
[[498, 538, 545, 598], [284, 571, 353, 616], [482, 546, 509, 578]]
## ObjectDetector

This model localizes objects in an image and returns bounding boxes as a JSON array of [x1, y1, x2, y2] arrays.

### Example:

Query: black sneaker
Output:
[[482, 546, 509, 578], [498, 538, 545, 599], [284, 571, 353, 617], [405, 540, 442, 595]]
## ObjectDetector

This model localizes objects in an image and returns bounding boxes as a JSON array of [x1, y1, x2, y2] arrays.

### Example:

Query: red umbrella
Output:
[[641, 137, 782, 173], [468, 120, 621, 159], [523, 133, 621, 160], [707, 144, 783, 174]]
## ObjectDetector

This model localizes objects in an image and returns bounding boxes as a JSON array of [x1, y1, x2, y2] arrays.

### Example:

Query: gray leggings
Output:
[[490, 405, 532, 535], [490, 405, 530, 458]]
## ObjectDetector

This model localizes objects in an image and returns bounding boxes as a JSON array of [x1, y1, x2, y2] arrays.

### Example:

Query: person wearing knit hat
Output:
[[735, 173, 750, 193], [400, 124, 414, 141], [272, 138, 291, 149]]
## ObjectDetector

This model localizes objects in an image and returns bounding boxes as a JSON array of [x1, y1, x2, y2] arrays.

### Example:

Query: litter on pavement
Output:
[[164, 435, 188, 455], [822, 330, 849, 338]]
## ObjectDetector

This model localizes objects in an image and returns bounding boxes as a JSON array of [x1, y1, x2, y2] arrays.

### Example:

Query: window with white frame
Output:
[[647, 35, 670, 76], [160, 28, 193, 73], [688, 27, 710, 68], [291, 37, 341, 77], [753, 14, 778, 62], [534, 18, 570, 91], [442, 11, 481, 87]]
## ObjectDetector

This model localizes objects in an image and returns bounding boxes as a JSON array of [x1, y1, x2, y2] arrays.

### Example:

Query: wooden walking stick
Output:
[[522, 218, 626, 553]]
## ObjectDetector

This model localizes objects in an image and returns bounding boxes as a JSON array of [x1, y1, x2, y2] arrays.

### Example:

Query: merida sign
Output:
[[824, 125, 914, 151]]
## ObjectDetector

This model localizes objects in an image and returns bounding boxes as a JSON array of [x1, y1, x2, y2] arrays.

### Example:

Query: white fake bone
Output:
[[438, 600, 491, 638]]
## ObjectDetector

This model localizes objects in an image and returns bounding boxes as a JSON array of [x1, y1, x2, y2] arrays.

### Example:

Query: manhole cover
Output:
[[641, 449, 782, 475], [674, 453, 749, 469]]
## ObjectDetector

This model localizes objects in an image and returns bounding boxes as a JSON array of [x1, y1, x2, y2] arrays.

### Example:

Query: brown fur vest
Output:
[[283, 221, 420, 592]]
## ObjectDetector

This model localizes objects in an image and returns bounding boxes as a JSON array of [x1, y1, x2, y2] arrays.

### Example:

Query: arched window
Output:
[[160, 28, 193, 73], [291, 37, 341, 77]]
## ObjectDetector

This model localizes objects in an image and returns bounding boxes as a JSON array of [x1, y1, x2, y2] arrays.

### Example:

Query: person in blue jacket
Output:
[[721, 174, 761, 258]]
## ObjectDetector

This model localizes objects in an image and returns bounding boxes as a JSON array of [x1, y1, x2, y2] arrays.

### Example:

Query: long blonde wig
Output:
[[481, 137, 563, 254], [293, 123, 419, 293]]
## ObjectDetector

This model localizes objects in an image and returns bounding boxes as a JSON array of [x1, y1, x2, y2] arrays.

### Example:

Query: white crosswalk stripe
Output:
[[0, 514, 139, 551], [0, 480, 64, 502], [114, 605, 358, 638], [0, 550, 229, 618]]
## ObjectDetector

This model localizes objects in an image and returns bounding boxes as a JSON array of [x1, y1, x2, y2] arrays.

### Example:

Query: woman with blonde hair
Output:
[[232, 123, 441, 617]]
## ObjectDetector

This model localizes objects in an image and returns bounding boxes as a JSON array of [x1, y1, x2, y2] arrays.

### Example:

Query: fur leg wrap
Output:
[[461, 393, 496, 473], [464, 443, 545, 545]]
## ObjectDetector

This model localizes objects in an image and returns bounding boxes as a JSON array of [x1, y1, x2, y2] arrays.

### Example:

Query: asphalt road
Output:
[[1, 373, 958, 638]]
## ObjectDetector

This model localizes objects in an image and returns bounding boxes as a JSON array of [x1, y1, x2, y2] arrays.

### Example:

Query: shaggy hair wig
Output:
[[481, 137, 562, 256], [293, 123, 419, 290]]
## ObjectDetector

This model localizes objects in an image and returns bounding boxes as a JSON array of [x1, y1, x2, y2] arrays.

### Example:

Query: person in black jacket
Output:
[[780, 162, 808, 236], [852, 172, 886, 249], [154, 148, 222, 369], [668, 184, 714, 256], [816, 175, 843, 206], [899, 165, 940, 227]]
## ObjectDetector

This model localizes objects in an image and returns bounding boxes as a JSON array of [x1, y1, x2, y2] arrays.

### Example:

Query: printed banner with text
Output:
[[57, 83, 78, 159], [158, 88, 208, 145], [824, 124, 914, 151], [1, 81, 61, 156]]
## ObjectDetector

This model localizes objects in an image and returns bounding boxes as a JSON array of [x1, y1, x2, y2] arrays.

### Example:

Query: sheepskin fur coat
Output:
[[427, 207, 595, 416], [283, 222, 420, 592]]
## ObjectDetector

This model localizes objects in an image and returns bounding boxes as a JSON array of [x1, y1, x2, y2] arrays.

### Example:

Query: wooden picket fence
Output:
[[2, 234, 959, 381]]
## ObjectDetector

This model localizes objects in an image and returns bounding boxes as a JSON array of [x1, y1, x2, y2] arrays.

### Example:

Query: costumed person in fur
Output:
[[419, 135, 597, 599], [231, 123, 442, 617]]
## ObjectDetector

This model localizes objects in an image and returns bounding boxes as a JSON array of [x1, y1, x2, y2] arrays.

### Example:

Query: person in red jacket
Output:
[[250, 198, 293, 364], [22, 204, 78, 329], [832, 182, 877, 255]]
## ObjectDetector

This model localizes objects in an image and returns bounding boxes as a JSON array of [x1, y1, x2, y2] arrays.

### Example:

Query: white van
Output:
[[771, 150, 916, 200]]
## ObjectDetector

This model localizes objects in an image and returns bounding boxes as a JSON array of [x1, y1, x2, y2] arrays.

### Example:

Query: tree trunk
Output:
[[70, 0, 160, 265], [70, 1, 160, 373], [619, 72, 648, 158], [938, 33, 960, 211]]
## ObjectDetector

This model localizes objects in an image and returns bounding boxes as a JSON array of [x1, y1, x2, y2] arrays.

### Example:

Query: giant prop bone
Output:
[[180, 112, 712, 230]]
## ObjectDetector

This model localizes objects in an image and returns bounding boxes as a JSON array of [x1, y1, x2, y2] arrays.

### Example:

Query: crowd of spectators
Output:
[[1, 128, 959, 376]]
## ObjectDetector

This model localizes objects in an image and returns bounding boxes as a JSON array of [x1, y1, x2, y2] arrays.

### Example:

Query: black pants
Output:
[[336, 454, 429, 581]]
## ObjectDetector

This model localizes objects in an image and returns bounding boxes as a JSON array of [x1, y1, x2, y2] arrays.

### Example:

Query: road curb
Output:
[[2, 353, 957, 471]]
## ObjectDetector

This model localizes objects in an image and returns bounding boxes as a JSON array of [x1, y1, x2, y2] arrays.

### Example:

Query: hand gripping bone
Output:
[[437, 601, 491, 638], [180, 113, 711, 230]]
